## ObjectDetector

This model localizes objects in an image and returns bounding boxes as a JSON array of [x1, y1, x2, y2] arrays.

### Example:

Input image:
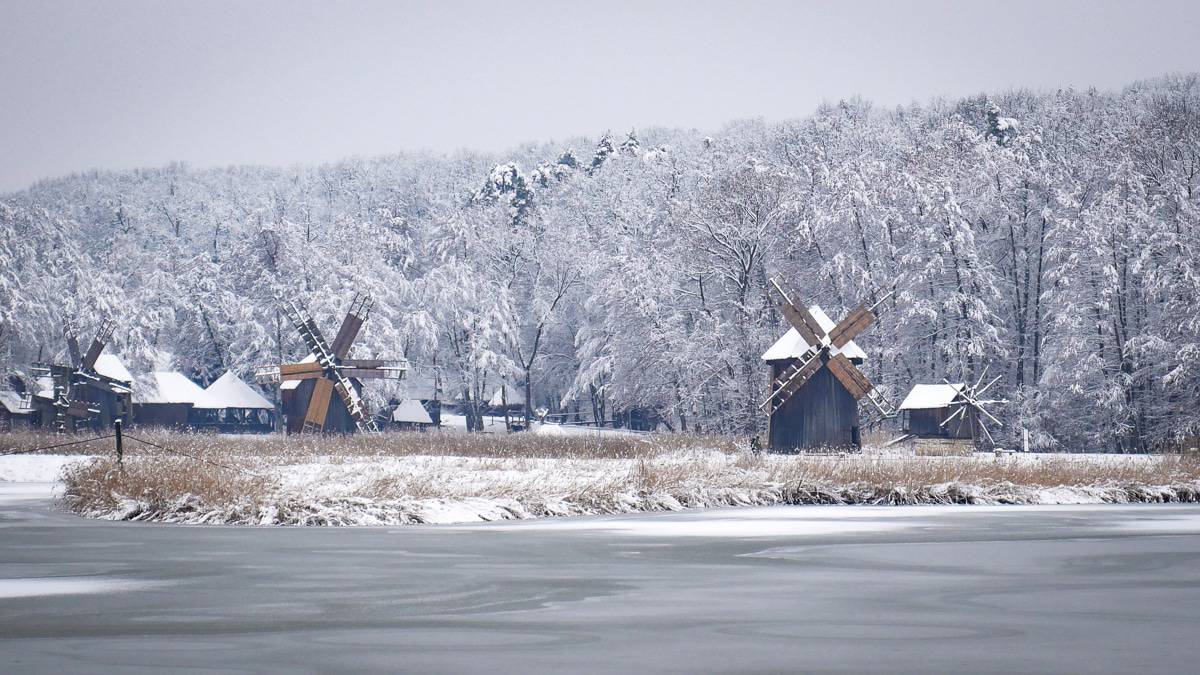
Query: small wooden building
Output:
[[0, 391, 34, 430], [390, 399, 436, 430], [133, 372, 208, 429], [194, 372, 275, 433], [762, 305, 868, 451], [897, 383, 976, 439]]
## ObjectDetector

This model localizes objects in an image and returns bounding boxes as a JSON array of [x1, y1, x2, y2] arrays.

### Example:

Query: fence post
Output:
[[114, 420, 123, 471]]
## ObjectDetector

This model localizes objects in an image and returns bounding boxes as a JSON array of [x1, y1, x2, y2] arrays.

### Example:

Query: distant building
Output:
[[389, 399, 435, 430], [897, 383, 976, 439], [0, 390, 34, 430], [193, 372, 275, 433], [132, 372, 208, 429]]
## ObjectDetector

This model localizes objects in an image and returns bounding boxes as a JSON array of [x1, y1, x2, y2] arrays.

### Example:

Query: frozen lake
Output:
[[2, 482, 1199, 673]]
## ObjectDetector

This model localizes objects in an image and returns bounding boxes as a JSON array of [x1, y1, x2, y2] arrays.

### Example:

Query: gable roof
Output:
[[198, 371, 273, 410], [94, 353, 133, 383], [760, 305, 868, 362], [136, 372, 209, 405], [898, 383, 965, 410], [392, 399, 434, 424]]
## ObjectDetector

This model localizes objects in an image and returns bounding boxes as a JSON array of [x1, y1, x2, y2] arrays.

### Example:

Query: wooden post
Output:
[[113, 419, 123, 470]]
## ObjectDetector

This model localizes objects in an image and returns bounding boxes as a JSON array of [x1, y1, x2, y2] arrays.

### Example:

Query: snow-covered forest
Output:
[[2, 75, 1198, 452]]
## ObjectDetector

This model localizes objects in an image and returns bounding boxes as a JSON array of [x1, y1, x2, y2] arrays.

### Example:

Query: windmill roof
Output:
[[198, 371, 274, 410], [760, 305, 868, 362], [136, 372, 209, 405], [898, 383, 965, 410], [392, 399, 434, 424], [94, 353, 133, 383]]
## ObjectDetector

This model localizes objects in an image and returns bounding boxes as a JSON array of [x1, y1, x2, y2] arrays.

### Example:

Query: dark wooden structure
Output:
[[898, 384, 976, 439], [0, 391, 34, 430], [31, 320, 132, 432], [761, 280, 893, 452], [256, 293, 406, 434]]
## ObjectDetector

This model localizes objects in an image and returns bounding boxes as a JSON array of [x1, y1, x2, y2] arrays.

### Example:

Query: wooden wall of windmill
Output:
[[760, 279, 895, 452], [30, 320, 132, 432], [255, 293, 407, 434]]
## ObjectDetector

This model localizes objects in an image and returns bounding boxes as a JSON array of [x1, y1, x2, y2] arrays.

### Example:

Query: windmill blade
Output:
[[279, 362, 326, 379], [826, 353, 875, 400], [301, 378, 335, 433], [63, 323, 82, 367], [336, 358, 408, 380], [768, 278, 825, 347], [939, 404, 967, 428], [974, 375, 1003, 398], [330, 294, 372, 359], [80, 319, 114, 371], [331, 379, 379, 433], [760, 349, 823, 413], [828, 303, 876, 350], [282, 300, 335, 366]]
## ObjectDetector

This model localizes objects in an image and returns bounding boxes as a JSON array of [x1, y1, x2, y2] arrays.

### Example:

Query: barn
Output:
[[194, 372, 275, 433], [390, 399, 435, 430], [132, 371, 208, 429], [761, 305, 869, 451], [897, 383, 976, 439], [0, 390, 34, 430]]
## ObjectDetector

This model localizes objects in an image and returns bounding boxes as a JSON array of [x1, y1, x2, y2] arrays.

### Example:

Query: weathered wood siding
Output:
[[283, 378, 360, 433], [767, 358, 860, 451]]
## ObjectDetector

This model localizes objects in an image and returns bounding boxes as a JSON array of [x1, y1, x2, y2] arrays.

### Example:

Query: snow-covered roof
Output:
[[488, 385, 525, 407], [392, 399, 433, 424], [0, 390, 32, 413], [760, 305, 868, 362], [135, 372, 208, 405], [197, 371, 274, 410], [898, 383, 965, 411], [35, 376, 54, 400], [94, 353, 133, 383]]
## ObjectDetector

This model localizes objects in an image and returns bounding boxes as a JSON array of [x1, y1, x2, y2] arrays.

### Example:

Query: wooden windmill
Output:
[[32, 318, 132, 431], [760, 279, 894, 451], [255, 293, 407, 434], [938, 366, 1006, 447]]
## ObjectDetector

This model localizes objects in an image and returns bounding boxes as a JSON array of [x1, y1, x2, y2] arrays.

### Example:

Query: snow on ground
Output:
[[0, 454, 91, 483]]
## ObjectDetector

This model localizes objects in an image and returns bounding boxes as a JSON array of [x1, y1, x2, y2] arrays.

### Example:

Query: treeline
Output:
[[2, 74, 1198, 451]]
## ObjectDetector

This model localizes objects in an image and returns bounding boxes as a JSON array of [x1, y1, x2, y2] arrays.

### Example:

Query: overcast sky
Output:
[[2, 0, 1198, 192]]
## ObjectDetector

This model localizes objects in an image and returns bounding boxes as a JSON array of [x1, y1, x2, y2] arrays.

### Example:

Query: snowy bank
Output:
[[53, 450, 1200, 526]]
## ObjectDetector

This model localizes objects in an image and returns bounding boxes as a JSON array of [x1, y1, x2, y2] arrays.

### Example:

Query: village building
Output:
[[897, 383, 977, 439], [390, 398, 435, 429], [132, 371, 209, 429], [194, 371, 275, 433], [0, 390, 34, 430]]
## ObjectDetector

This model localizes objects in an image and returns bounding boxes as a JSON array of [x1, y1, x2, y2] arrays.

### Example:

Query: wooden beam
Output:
[[826, 353, 874, 400]]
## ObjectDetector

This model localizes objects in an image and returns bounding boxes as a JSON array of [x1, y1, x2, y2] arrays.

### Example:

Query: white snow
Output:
[[135, 371, 208, 405], [198, 371, 273, 410], [0, 455, 90, 483], [898, 383, 965, 410], [93, 353, 133, 383], [392, 399, 434, 424], [760, 305, 868, 361]]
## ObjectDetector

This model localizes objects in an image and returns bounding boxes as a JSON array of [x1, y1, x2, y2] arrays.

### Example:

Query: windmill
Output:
[[255, 293, 407, 434], [938, 365, 1007, 447], [760, 278, 894, 451], [32, 318, 132, 431]]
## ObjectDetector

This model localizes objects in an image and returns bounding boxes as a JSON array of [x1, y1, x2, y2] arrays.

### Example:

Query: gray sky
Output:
[[2, 0, 1198, 192]]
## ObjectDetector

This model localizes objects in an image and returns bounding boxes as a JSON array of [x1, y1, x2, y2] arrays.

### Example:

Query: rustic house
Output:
[[390, 398, 435, 430], [194, 371, 275, 433], [132, 371, 209, 429], [0, 390, 34, 430], [897, 383, 976, 439]]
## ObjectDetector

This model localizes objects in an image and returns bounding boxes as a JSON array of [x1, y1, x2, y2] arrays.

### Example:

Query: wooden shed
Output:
[[0, 391, 34, 430], [761, 305, 868, 451], [897, 383, 976, 439], [194, 371, 275, 433], [132, 371, 208, 429], [389, 399, 436, 430]]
